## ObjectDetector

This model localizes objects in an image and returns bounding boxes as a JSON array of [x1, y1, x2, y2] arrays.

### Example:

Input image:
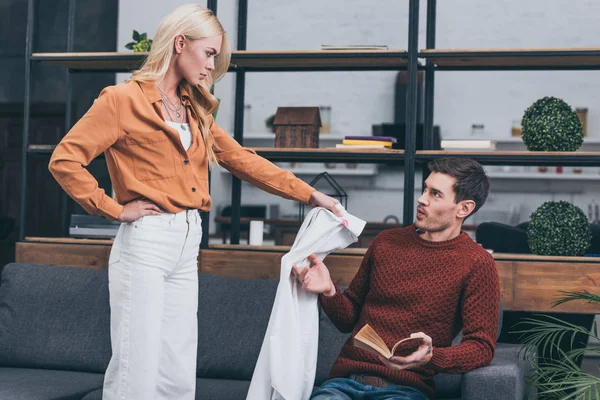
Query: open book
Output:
[[353, 324, 423, 359]]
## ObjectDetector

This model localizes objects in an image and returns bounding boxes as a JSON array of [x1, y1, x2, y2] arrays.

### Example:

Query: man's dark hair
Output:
[[427, 158, 490, 216]]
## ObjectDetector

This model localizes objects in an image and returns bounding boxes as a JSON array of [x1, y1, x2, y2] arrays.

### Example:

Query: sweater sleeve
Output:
[[318, 239, 376, 333], [209, 116, 315, 204], [426, 251, 500, 374]]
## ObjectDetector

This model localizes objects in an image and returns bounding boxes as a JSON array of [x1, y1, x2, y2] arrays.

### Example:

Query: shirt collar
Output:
[[138, 80, 192, 107]]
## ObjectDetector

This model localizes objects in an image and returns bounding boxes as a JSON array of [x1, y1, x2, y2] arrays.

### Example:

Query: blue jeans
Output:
[[311, 378, 428, 400]]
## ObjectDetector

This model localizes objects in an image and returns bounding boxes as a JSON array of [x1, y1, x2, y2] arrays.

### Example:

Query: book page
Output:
[[391, 337, 424, 357], [353, 324, 392, 358]]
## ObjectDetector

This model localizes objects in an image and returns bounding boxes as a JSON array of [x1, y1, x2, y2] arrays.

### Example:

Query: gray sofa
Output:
[[0, 263, 531, 400]]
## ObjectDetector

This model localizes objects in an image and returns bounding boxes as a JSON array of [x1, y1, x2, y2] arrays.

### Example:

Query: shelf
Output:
[[208, 244, 600, 263], [253, 147, 404, 163], [491, 137, 600, 145], [31, 50, 409, 72], [24, 236, 114, 245], [217, 164, 377, 176], [27, 145, 56, 154], [420, 48, 600, 70], [243, 132, 345, 140], [26, 144, 400, 163], [487, 172, 600, 181], [417, 150, 600, 166], [21, 238, 600, 264]]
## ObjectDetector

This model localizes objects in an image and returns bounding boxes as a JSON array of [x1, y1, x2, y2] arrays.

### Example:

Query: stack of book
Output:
[[440, 139, 496, 151], [336, 136, 396, 149]]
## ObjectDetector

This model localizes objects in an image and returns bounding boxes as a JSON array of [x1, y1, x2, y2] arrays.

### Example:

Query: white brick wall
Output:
[[118, 0, 600, 230]]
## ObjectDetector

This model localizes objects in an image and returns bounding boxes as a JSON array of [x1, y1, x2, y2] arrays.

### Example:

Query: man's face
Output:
[[415, 172, 463, 233]]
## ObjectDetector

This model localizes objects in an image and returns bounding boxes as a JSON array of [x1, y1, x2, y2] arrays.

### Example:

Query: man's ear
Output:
[[457, 200, 476, 219]]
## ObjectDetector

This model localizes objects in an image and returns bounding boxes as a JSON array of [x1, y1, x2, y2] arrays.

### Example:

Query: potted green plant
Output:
[[514, 291, 600, 399], [125, 30, 152, 52]]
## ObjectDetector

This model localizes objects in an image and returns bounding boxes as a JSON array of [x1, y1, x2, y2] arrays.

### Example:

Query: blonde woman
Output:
[[49, 4, 340, 399]]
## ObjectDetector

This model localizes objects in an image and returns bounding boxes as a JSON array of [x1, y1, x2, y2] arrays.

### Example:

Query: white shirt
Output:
[[166, 121, 192, 151], [247, 204, 366, 400]]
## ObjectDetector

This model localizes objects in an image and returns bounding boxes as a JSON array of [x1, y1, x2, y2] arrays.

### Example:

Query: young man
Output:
[[293, 158, 499, 400]]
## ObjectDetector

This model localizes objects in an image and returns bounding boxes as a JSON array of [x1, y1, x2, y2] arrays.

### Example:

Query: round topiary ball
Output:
[[527, 201, 591, 256], [521, 97, 583, 151]]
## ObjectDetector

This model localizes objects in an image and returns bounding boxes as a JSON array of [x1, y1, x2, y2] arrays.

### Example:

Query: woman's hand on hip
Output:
[[117, 199, 162, 222], [309, 191, 342, 216]]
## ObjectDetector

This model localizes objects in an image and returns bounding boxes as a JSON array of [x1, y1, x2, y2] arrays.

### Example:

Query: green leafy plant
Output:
[[527, 201, 591, 256], [514, 291, 600, 399], [125, 30, 152, 53], [521, 96, 584, 151]]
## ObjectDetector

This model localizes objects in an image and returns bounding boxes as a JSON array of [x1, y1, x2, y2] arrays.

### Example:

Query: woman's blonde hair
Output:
[[131, 4, 231, 165]]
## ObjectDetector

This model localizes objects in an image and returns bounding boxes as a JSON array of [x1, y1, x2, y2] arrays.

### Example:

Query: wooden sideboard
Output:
[[15, 238, 600, 314]]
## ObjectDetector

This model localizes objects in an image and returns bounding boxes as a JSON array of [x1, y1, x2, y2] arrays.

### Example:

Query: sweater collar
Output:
[[409, 224, 471, 248]]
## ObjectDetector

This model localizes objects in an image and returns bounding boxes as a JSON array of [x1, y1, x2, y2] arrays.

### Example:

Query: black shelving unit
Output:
[[414, 0, 600, 223], [19, 0, 420, 247], [20, 0, 600, 249]]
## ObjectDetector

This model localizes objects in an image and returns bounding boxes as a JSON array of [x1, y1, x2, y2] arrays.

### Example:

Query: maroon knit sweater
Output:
[[319, 226, 500, 399]]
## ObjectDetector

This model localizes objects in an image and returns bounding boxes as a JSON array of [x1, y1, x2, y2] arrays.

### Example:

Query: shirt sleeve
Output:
[[48, 86, 124, 221], [209, 116, 315, 204]]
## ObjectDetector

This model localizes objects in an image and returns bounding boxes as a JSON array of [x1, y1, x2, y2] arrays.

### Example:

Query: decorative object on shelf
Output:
[[576, 107, 588, 137], [372, 123, 441, 150], [324, 163, 336, 169], [319, 106, 331, 134], [243, 104, 252, 130], [527, 201, 591, 256], [299, 172, 347, 220], [340, 136, 395, 149], [125, 30, 153, 52], [511, 119, 522, 137], [383, 215, 400, 224], [273, 107, 321, 148], [470, 123, 485, 137], [441, 139, 496, 151], [265, 114, 276, 133], [521, 97, 584, 151], [345, 163, 358, 169]]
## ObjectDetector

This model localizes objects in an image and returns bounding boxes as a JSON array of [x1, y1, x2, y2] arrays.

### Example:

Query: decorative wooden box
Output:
[[273, 107, 321, 148]]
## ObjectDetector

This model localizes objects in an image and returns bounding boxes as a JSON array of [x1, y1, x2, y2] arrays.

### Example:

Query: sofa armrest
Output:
[[461, 344, 531, 400]]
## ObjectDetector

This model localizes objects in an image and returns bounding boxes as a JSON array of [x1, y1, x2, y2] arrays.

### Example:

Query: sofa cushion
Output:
[[316, 309, 350, 385], [0, 367, 104, 400], [196, 378, 251, 400], [0, 263, 111, 373], [82, 379, 254, 400], [196, 273, 277, 380], [80, 389, 102, 400]]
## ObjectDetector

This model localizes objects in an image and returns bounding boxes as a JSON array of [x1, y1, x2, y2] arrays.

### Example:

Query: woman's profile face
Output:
[[175, 34, 223, 86]]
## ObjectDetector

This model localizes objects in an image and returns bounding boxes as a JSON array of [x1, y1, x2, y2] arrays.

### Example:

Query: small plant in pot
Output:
[[125, 30, 153, 53]]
